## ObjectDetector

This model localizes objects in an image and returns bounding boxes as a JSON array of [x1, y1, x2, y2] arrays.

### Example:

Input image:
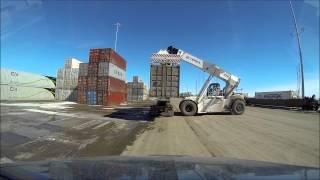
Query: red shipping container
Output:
[[87, 76, 98, 89], [107, 76, 127, 93], [89, 48, 126, 70], [77, 89, 87, 104], [97, 76, 109, 91], [78, 76, 87, 88], [87, 63, 98, 75], [105, 91, 127, 106]]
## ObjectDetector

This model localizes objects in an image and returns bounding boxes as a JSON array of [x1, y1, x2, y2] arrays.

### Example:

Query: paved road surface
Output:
[[122, 104, 320, 167]]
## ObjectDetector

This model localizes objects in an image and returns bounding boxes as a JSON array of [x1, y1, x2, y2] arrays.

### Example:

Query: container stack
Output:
[[77, 48, 127, 106], [0, 68, 55, 101], [55, 58, 82, 101], [127, 76, 148, 101], [150, 64, 180, 97]]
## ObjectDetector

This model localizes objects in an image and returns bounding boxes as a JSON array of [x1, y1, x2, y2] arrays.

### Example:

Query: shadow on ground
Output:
[[104, 108, 156, 121], [174, 112, 232, 116]]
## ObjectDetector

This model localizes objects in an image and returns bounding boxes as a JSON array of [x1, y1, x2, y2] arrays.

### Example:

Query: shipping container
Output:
[[97, 62, 126, 81], [77, 48, 127, 106], [1, 85, 54, 101], [89, 48, 126, 70], [77, 89, 87, 104], [127, 76, 148, 101], [55, 89, 78, 101], [79, 63, 88, 76], [255, 91, 298, 100], [1, 68, 55, 88], [149, 64, 180, 97], [87, 91, 97, 105], [55, 58, 82, 102], [56, 68, 79, 90], [64, 58, 82, 69], [77, 76, 87, 89]]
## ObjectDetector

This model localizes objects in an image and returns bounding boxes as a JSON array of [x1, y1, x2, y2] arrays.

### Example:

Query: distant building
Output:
[[0, 68, 55, 101]]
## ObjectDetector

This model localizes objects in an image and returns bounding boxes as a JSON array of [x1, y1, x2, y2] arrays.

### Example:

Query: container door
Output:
[[87, 91, 97, 105]]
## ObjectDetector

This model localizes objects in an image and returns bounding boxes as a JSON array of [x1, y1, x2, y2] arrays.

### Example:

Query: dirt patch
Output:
[[78, 122, 149, 156], [12, 140, 78, 161]]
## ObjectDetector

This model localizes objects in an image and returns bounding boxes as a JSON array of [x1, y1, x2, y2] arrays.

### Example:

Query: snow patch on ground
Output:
[[1, 101, 76, 110], [23, 109, 77, 117]]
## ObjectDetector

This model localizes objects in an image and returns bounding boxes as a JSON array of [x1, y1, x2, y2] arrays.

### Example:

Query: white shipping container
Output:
[[0, 68, 55, 88], [128, 95, 147, 101], [255, 91, 297, 99], [0, 85, 54, 101], [56, 68, 79, 90], [64, 58, 82, 69], [108, 63, 126, 81], [55, 89, 78, 101], [56, 58, 82, 90]]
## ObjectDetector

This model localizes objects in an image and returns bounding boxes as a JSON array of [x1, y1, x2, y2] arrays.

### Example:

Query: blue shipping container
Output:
[[87, 91, 96, 105]]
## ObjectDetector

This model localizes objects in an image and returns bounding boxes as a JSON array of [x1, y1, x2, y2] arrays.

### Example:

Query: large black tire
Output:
[[180, 100, 197, 116], [231, 100, 245, 115]]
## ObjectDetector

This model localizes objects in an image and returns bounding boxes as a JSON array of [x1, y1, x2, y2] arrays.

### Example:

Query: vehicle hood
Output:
[[0, 156, 319, 180], [184, 96, 197, 101]]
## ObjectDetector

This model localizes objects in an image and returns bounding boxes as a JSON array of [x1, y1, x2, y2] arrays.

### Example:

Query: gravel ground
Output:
[[122, 99, 320, 168], [1, 100, 319, 168]]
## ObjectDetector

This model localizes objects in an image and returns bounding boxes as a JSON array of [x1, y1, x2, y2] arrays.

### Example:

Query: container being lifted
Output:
[[150, 64, 180, 98], [149, 52, 181, 116]]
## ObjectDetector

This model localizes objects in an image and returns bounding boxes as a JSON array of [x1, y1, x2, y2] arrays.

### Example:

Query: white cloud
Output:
[[1, 16, 44, 40], [304, 0, 320, 16], [1, 0, 44, 40]]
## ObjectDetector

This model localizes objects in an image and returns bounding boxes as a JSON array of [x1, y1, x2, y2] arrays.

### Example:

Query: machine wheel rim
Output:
[[185, 104, 194, 112], [236, 103, 244, 112]]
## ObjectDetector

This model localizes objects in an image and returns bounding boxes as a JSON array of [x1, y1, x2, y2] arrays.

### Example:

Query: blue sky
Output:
[[1, 0, 319, 97]]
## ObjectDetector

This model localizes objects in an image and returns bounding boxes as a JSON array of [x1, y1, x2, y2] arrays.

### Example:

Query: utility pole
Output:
[[114, 22, 121, 51], [289, 1, 305, 98], [296, 64, 301, 98]]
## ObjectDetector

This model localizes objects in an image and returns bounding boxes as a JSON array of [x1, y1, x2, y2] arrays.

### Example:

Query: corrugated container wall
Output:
[[150, 64, 180, 98], [127, 76, 148, 101], [77, 48, 127, 106], [55, 58, 82, 101]]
